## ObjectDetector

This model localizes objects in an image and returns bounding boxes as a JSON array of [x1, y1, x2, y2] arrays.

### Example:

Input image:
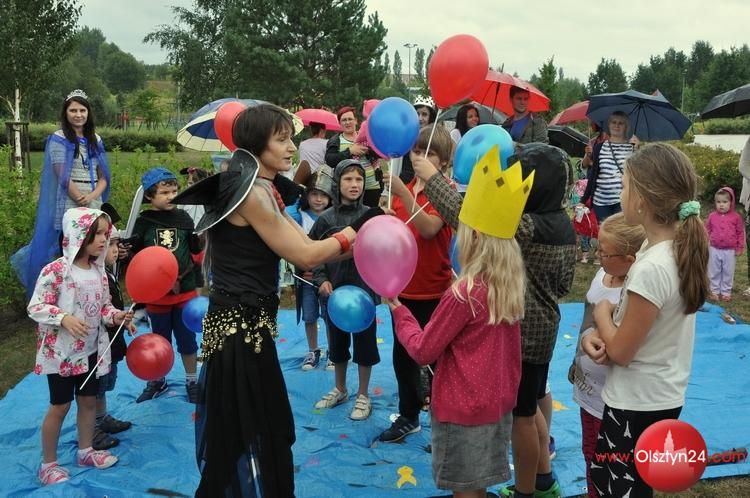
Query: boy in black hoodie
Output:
[[309, 159, 380, 421]]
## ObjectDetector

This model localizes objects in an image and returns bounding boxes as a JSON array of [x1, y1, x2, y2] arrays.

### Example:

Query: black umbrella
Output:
[[587, 90, 692, 141], [701, 83, 750, 119], [547, 125, 589, 158], [438, 102, 507, 125]]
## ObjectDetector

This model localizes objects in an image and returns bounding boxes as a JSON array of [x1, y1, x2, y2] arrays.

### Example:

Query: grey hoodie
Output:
[[309, 160, 378, 299]]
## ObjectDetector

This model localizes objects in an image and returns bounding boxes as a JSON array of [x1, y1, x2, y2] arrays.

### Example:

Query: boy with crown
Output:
[[385, 145, 534, 495], [411, 142, 576, 498]]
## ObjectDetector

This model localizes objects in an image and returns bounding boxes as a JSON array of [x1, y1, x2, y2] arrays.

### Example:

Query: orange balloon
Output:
[[214, 101, 247, 151], [125, 246, 178, 303], [427, 35, 489, 109]]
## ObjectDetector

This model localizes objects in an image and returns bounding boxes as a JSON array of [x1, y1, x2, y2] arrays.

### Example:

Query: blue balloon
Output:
[[327, 285, 376, 334], [182, 296, 209, 334], [453, 124, 515, 184], [368, 97, 420, 157], [450, 235, 461, 274]]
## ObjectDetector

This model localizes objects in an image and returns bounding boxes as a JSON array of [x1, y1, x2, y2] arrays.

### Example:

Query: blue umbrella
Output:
[[177, 98, 303, 152], [586, 90, 692, 141]]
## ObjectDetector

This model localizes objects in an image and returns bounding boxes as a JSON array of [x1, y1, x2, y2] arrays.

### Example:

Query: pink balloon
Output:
[[356, 119, 387, 159], [354, 216, 418, 298]]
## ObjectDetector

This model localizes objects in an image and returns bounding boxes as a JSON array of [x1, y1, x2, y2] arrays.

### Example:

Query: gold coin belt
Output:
[[200, 304, 278, 358]]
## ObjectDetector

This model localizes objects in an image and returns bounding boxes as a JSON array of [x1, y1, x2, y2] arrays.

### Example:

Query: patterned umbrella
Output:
[[177, 98, 303, 152]]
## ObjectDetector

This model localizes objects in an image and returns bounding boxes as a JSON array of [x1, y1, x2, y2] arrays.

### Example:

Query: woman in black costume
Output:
[[174, 104, 381, 497]]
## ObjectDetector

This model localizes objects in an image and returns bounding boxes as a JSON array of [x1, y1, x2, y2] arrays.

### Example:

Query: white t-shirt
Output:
[[601, 240, 695, 411], [70, 264, 104, 356], [450, 128, 462, 145], [298, 137, 328, 173], [573, 268, 623, 419]]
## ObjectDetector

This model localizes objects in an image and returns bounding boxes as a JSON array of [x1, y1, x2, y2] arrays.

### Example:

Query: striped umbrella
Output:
[[177, 98, 303, 152]]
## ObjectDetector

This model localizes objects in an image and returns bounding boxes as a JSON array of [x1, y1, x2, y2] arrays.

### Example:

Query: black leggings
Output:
[[391, 297, 440, 420]]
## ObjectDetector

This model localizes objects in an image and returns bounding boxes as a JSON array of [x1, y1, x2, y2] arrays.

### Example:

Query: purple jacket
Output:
[[705, 187, 745, 251]]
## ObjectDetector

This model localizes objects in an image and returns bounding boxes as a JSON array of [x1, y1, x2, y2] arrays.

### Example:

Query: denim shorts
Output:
[[300, 284, 322, 324], [96, 362, 118, 399], [431, 413, 512, 491]]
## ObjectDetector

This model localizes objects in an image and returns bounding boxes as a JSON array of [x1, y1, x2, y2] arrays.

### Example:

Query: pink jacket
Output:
[[705, 187, 745, 251], [392, 279, 521, 426]]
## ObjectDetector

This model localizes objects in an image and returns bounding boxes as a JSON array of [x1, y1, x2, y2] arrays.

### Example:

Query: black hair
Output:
[[60, 96, 97, 159], [455, 104, 480, 137], [233, 104, 294, 156], [509, 86, 529, 99], [309, 122, 325, 136]]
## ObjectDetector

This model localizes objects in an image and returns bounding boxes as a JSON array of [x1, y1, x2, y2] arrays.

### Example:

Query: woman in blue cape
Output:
[[13, 89, 111, 299]]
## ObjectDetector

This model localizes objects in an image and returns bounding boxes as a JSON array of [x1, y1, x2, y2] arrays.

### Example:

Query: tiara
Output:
[[413, 95, 435, 110], [66, 89, 89, 101]]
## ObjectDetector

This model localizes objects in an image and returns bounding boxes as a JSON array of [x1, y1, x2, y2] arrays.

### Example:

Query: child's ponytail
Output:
[[674, 206, 709, 313], [625, 144, 709, 314]]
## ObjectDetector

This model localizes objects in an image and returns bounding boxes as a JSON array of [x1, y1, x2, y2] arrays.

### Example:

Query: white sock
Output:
[[41, 461, 58, 471], [186, 372, 197, 385], [77, 447, 93, 458]]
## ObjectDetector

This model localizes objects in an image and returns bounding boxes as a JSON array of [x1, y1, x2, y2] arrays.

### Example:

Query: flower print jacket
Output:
[[28, 207, 119, 377]]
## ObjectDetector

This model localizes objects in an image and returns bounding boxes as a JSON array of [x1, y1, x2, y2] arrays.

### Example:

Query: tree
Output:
[[631, 63, 658, 94], [392, 50, 407, 94], [554, 76, 587, 113], [76, 26, 106, 65], [693, 45, 750, 113], [413, 47, 425, 86], [686, 40, 714, 86], [129, 89, 162, 129], [100, 45, 147, 94], [531, 57, 557, 113], [587, 58, 627, 95], [146, 0, 387, 110], [382, 52, 390, 86], [0, 0, 81, 173]]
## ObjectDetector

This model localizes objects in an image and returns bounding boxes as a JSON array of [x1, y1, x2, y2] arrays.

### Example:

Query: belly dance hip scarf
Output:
[[201, 289, 280, 358]]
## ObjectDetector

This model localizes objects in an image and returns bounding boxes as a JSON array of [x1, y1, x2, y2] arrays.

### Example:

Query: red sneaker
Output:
[[77, 449, 118, 469], [38, 462, 69, 485]]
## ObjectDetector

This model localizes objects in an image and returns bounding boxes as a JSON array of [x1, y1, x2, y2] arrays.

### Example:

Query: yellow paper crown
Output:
[[458, 145, 535, 239]]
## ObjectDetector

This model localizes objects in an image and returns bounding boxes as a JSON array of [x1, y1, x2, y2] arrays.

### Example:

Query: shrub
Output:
[[1, 123, 182, 152], [673, 142, 742, 202], [702, 118, 750, 135]]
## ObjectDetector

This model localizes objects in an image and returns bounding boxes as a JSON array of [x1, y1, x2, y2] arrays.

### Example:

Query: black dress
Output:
[[195, 217, 295, 498]]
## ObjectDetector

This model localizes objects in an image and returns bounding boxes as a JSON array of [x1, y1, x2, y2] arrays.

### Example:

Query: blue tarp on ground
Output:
[[1, 302, 748, 497]]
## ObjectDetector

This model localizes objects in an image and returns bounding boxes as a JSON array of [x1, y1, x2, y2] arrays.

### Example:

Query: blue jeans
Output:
[[592, 203, 621, 223]]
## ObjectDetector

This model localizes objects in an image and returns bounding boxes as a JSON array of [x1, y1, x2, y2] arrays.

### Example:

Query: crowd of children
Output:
[[18, 91, 722, 498]]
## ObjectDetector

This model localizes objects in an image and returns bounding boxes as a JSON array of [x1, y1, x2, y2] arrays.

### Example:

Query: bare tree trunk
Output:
[[13, 87, 23, 176]]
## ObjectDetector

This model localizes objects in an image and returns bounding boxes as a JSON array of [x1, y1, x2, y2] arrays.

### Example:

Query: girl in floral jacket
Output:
[[28, 207, 133, 486]]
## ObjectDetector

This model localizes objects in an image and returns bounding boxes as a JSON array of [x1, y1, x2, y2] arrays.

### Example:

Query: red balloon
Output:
[[214, 101, 247, 151], [125, 246, 178, 303], [126, 333, 175, 381], [427, 34, 489, 109]]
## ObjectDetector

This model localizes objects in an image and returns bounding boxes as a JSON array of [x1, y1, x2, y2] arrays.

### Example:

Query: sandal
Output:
[[722, 313, 737, 325], [92, 428, 119, 451], [743, 287, 750, 298]]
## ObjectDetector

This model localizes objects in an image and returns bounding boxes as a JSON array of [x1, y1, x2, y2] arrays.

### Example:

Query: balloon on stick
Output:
[[428, 34, 489, 109], [367, 97, 420, 158], [354, 216, 418, 298], [125, 246, 178, 303], [126, 333, 175, 381], [182, 296, 209, 334], [453, 124, 514, 184], [327, 285, 376, 333], [214, 101, 247, 151]]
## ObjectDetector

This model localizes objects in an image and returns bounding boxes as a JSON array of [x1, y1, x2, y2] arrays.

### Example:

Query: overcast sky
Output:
[[80, 0, 750, 82]]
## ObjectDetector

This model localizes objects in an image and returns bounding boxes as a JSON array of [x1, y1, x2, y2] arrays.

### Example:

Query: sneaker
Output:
[[98, 414, 131, 434], [499, 481, 562, 498], [38, 463, 69, 485], [302, 349, 321, 370], [378, 415, 421, 442], [77, 448, 118, 469], [350, 394, 371, 421], [314, 387, 348, 409], [136, 379, 168, 403], [133, 308, 150, 327], [548, 435, 556, 460], [186, 381, 200, 403], [325, 358, 335, 370], [92, 427, 119, 451]]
